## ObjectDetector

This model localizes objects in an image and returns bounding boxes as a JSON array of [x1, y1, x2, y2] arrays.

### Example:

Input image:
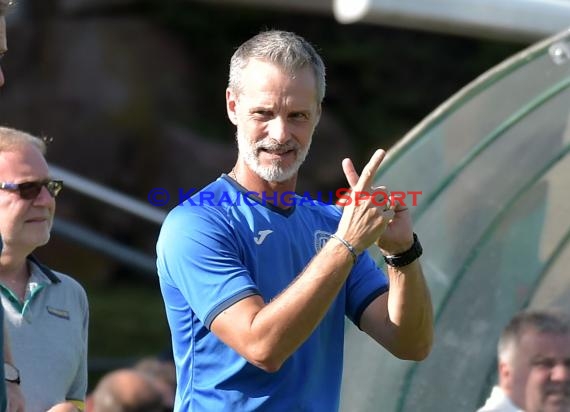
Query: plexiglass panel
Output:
[[341, 28, 570, 412]]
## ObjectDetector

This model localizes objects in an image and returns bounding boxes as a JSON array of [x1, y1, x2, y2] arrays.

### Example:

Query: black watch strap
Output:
[[383, 233, 423, 268]]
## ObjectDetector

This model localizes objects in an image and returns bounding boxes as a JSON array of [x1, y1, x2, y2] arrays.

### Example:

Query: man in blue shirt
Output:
[[157, 30, 434, 411]]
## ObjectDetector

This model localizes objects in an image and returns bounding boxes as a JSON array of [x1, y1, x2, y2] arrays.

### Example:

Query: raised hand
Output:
[[335, 149, 394, 255], [339, 149, 414, 256]]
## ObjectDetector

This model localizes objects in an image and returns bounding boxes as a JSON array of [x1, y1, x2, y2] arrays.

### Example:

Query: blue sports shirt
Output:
[[157, 175, 389, 411]]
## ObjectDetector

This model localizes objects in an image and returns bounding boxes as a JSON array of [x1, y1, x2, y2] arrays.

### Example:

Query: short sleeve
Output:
[[157, 205, 259, 328], [344, 250, 389, 328]]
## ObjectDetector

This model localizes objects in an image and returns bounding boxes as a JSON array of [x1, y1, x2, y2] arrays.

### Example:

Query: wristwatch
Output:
[[383, 233, 423, 268], [4, 362, 20, 384]]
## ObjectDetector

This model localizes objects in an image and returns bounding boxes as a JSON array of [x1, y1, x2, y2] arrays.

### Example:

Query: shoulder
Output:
[[476, 386, 521, 412], [160, 199, 233, 246], [39, 269, 90, 319], [157, 179, 243, 256], [162, 177, 235, 226], [51, 270, 84, 287], [29, 258, 87, 300], [51, 271, 88, 300]]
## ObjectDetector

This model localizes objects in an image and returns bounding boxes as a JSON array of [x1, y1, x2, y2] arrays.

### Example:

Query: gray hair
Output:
[[498, 309, 570, 363], [228, 30, 326, 104], [0, 126, 47, 154]]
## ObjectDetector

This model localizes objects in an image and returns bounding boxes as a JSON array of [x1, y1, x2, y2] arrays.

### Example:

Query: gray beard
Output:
[[237, 133, 311, 183]]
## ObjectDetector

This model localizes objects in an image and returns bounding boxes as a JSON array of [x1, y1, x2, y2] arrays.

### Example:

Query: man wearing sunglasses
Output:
[[1, 2, 26, 411], [0, 126, 89, 411]]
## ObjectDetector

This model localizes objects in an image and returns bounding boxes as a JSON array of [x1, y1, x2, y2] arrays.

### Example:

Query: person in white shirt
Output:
[[477, 310, 570, 412]]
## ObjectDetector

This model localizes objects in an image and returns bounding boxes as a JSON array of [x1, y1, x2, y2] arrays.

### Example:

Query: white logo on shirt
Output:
[[254, 230, 274, 245], [314, 230, 332, 253]]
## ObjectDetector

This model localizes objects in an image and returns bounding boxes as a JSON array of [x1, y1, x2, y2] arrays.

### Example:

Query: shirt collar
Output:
[[27, 255, 61, 284]]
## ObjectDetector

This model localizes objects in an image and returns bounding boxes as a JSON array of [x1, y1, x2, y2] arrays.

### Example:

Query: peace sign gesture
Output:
[[337, 149, 415, 256]]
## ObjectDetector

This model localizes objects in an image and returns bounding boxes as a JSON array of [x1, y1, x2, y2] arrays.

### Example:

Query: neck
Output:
[[0, 258, 30, 284], [0, 247, 31, 281], [230, 162, 298, 209], [0, 255, 31, 302]]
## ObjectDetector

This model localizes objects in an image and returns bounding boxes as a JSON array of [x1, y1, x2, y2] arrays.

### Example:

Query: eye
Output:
[[253, 110, 272, 118], [533, 359, 555, 369], [290, 112, 309, 121]]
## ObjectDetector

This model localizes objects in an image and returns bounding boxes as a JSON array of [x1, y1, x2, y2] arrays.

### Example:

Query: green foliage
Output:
[[87, 281, 170, 358]]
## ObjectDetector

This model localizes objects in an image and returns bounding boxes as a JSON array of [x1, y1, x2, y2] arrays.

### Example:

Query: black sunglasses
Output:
[[0, 179, 64, 200]]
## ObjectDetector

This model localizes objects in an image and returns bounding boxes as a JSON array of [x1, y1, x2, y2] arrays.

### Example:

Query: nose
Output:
[[551, 363, 570, 382], [32, 185, 56, 207], [267, 116, 289, 144]]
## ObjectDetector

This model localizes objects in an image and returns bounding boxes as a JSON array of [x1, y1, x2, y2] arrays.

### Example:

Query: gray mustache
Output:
[[544, 385, 570, 397], [255, 140, 299, 152]]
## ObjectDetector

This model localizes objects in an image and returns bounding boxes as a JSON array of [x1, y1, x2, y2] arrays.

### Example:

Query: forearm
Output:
[[384, 260, 433, 359]]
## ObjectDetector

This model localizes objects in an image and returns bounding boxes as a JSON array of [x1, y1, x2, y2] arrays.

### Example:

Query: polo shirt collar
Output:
[[27, 255, 61, 284]]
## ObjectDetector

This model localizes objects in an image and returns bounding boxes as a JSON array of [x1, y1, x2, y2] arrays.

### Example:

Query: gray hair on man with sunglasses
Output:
[[0, 127, 63, 200], [0, 126, 47, 154], [0, 126, 89, 412]]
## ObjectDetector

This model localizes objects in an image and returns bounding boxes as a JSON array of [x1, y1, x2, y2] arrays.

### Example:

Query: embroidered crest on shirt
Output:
[[314, 230, 332, 253], [46, 306, 70, 320]]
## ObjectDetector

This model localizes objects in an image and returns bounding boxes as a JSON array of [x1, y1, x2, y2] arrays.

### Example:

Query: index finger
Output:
[[342, 158, 359, 189], [353, 149, 386, 191]]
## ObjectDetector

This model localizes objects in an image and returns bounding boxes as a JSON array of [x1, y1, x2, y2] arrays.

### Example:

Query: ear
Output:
[[309, 103, 322, 136], [315, 103, 322, 125], [226, 88, 238, 126], [498, 360, 511, 389]]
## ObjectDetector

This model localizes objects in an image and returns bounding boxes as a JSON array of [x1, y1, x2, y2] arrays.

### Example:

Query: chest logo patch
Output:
[[46, 306, 70, 320], [314, 230, 332, 253]]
